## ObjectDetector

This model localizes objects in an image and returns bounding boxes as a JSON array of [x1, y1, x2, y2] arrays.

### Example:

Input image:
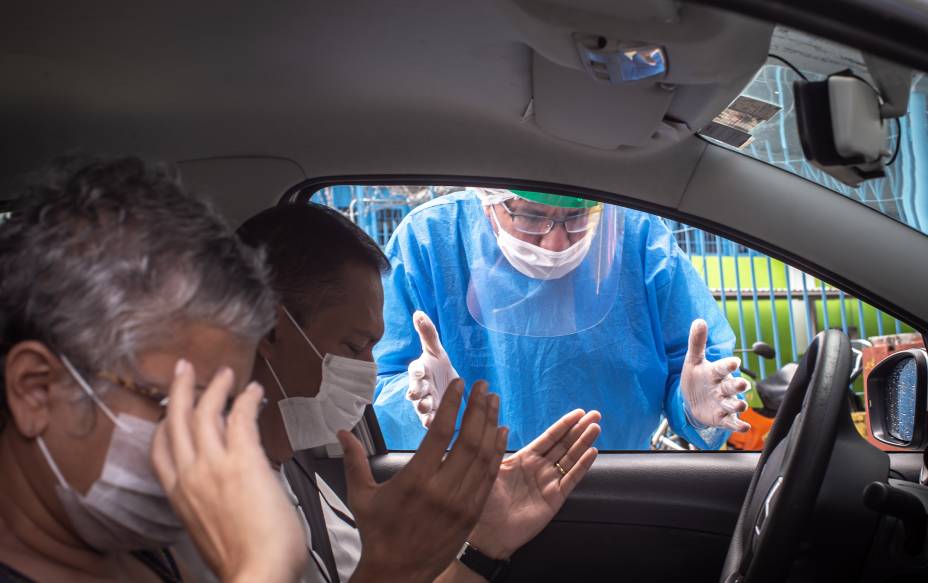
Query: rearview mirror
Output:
[[794, 73, 890, 187], [867, 349, 928, 449]]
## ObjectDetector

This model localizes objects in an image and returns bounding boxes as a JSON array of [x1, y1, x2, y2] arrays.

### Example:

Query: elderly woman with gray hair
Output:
[[0, 157, 308, 582]]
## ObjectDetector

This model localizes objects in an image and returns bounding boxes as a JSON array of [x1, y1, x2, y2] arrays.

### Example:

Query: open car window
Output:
[[306, 185, 920, 453], [701, 26, 928, 237]]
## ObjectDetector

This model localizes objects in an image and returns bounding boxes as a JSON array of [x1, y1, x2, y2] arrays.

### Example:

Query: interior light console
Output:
[[573, 34, 668, 85]]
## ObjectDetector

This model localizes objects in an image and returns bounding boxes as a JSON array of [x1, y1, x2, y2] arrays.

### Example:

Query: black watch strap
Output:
[[457, 542, 511, 582]]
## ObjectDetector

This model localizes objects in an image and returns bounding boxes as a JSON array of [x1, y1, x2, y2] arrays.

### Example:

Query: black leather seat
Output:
[[755, 362, 798, 412]]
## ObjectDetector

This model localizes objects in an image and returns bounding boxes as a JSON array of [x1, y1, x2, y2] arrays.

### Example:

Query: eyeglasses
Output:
[[498, 201, 596, 236], [97, 371, 177, 409], [97, 371, 261, 414]]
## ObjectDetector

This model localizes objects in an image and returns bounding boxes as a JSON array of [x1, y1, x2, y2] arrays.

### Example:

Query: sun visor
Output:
[[533, 52, 674, 149]]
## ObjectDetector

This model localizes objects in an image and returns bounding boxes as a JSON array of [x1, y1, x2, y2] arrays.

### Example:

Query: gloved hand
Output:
[[406, 310, 459, 428], [680, 319, 751, 432]]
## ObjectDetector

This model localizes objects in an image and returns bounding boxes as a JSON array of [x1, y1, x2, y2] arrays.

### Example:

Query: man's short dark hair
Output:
[[236, 203, 390, 323]]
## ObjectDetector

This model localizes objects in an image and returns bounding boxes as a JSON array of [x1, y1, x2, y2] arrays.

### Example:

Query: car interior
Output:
[[3, 0, 928, 581]]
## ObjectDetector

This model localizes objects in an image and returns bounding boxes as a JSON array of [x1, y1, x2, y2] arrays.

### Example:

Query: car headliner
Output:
[[1, 0, 927, 331]]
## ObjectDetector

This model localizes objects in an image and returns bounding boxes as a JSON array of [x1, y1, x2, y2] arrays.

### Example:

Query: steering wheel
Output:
[[720, 330, 852, 583]]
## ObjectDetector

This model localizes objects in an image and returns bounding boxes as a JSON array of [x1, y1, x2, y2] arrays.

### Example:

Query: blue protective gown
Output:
[[373, 192, 736, 451]]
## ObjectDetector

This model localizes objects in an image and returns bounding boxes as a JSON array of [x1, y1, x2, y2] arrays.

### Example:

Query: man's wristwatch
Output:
[[457, 541, 511, 582]]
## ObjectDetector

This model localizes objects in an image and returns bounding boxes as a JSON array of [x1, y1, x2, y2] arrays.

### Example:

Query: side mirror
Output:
[[867, 349, 928, 449]]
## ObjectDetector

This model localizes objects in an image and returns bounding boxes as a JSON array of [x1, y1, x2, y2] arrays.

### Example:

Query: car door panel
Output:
[[338, 451, 919, 581], [363, 452, 756, 582]]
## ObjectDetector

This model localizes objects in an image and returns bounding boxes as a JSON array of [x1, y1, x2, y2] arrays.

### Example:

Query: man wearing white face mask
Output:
[[238, 205, 602, 583], [374, 187, 750, 452], [264, 305, 378, 453], [259, 304, 373, 583]]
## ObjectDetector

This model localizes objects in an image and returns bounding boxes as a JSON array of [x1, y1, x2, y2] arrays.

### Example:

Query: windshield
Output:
[[701, 27, 928, 237]]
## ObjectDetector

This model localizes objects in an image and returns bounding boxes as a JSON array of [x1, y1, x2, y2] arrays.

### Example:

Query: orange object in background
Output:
[[727, 408, 775, 451], [862, 333, 925, 452], [727, 404, 869, 451]]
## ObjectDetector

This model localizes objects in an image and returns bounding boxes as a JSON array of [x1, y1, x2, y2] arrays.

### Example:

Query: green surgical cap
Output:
[[509, 190, 599, 209]]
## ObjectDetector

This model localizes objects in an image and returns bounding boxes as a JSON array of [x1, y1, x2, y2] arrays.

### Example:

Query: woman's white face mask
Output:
[[491, 207, 595, 280], [263, 306, 377, 452], [36, 355, 184, 551]]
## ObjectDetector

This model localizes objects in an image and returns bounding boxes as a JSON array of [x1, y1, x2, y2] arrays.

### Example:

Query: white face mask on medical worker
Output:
[[263, 305, 377, 452], [36, 355, 185, 551], [491, 207, 595, 280]]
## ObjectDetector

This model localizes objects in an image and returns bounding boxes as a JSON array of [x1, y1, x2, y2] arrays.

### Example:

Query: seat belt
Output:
[[285, 454, 341, 583]]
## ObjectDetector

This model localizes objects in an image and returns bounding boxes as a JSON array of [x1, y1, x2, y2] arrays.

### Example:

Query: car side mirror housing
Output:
[[867, 349, 928, 450]]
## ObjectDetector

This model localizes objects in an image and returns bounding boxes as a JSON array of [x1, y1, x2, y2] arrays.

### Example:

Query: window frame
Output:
[[284, 175, 926, 456]]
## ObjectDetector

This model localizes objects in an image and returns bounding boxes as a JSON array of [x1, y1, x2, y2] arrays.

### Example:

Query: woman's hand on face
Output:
[[339, 379, 507, 583], [150, 360, 306, 583], [466, 409, 601, 560]]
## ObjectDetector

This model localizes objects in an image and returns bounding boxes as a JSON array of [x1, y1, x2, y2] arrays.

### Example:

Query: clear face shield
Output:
[[465, 188, 624, 337]]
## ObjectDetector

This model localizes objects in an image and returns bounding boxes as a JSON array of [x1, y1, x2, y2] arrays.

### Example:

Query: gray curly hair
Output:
[[0, 156, 277, 429]]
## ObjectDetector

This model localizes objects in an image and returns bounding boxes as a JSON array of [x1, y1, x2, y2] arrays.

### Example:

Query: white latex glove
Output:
[[680, 319, 752, 432], [406, 310, 459, 428]]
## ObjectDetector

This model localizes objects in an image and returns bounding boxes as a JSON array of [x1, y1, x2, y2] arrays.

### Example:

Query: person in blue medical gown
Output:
[[373, 188, 750, 451]]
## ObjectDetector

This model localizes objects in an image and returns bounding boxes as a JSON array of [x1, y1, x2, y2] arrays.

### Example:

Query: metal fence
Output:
[[663, 220, 911, 384], [314, 185, 447, 246]]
